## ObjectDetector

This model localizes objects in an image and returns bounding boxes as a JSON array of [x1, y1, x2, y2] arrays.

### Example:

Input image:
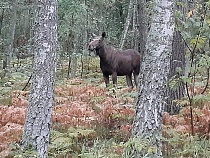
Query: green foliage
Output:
[[172, 1, 210, 101], [177, 3, 210, 49], [124, 136, 160, 158], [0, 86, 12, 105], [166, 2, 210, 157], [11, 127, 97, 158], [10, 143, 38, 158], [164, 130, 210, 157], [49, 130, 74, 157], [79, 139, 123, 158], [168, 76, 183, 89], [57, 0, 130, 58]]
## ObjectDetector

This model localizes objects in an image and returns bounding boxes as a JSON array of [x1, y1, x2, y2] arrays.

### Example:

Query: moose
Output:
[[88, 32, 142, 89]]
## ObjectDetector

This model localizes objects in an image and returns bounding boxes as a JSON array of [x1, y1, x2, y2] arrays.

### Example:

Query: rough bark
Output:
[[137, 0, 147, 56], [131, 0, 175, 157], [165, 31, 185, 114], [21, 0, 58, 157], [165, 0, 188, 114]]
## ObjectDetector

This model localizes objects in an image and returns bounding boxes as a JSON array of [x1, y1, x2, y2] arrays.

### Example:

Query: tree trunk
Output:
[[131, 0, 137, 50], [137, 0, 147, 56], [165, 0, 188, 114], [70, 54, 77, 78], [131, 0, 175, 157], [81, 29, 87, 78], [120, 0, 133, 49], [0, 8, 4, 35], [6, 0, 17, 70], [70, 34, 79, 78], [1, 8, 6, 71], [67, 32, 72, 79], [21, 0, 58, 157], [165, 31, 185, 114]]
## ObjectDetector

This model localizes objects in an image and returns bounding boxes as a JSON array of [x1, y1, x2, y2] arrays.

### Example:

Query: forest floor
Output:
[[0, 58, 210, 157], [0, 73, 138, 157]]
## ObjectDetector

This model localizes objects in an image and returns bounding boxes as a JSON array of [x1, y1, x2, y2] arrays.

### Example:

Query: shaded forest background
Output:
[[0, 0, 148, 79], [0, 0, 210, 157]]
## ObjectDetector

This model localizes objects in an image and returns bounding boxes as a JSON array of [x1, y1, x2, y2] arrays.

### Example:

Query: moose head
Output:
[[88, 32, 106, 55]]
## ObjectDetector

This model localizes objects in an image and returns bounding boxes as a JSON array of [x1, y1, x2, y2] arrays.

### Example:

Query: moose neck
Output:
[[97, 44, 108, 61]]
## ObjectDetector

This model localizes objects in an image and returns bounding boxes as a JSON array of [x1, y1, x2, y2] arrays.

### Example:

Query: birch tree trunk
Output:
[[131, 0, 137, 50], [120, 0, 133, 49], [21, 0, 58, 157], [131, 0, 175, 157]]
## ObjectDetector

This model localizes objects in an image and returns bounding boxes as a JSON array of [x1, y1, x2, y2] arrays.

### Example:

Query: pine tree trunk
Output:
[[21, 0, 58, 157], [137, 0, 147, 56], [165, 0, 188, 114], [165, 31, 185, 114], [131, 0, 175, 157]]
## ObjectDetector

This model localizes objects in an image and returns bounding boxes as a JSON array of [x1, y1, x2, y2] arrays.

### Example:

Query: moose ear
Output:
[[102, 32, 106, 38], [91, 33, 97, 38]]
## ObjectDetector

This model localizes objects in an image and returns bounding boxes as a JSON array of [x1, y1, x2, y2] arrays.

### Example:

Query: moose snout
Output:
[[88, 45, 95, 51]]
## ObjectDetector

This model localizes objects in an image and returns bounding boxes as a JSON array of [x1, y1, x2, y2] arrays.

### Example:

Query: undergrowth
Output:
[[163, 131, 210, 157], [1, 57, 210, 157]]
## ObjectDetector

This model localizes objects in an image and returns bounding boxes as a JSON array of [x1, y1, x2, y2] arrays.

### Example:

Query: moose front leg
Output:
[[112, 72, 117, 87], [126, 75, 133, 89], [103, 74, 110, 87]]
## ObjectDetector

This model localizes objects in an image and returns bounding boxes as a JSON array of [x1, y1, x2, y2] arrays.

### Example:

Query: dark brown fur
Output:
[[88, 32, 141, 88]]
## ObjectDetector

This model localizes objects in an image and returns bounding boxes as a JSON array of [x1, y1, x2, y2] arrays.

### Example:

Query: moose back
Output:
[[88, 32, 142, 89]]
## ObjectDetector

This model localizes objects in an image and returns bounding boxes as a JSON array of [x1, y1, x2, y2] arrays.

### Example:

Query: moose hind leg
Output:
[[126, 75, 133, 89], [133, 73, 139, 88], [103, 74, 109, 87]]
